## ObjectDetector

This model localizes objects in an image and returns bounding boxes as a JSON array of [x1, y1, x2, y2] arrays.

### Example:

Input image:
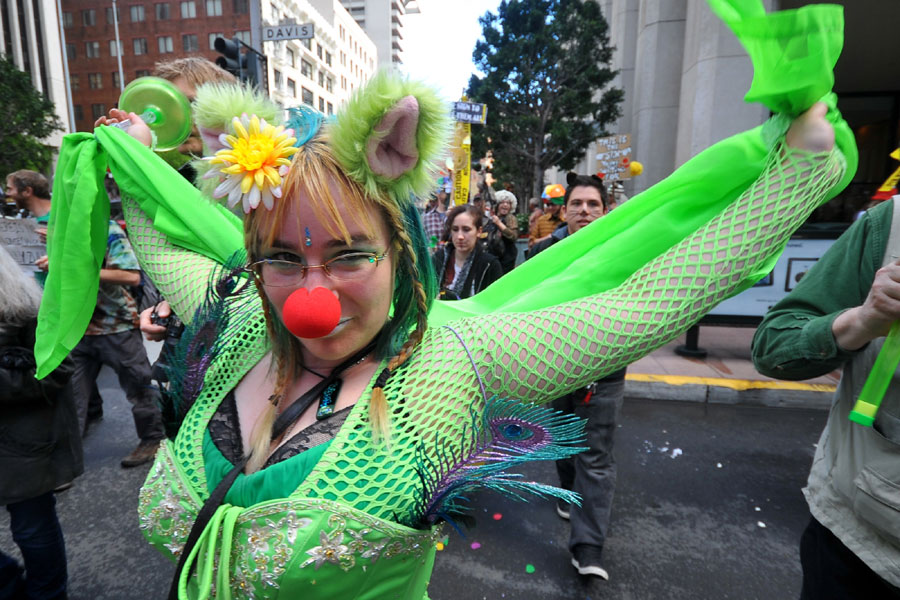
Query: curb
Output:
[[625, 374, 835, 410]]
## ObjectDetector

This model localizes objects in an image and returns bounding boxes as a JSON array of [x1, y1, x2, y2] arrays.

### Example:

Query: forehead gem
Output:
[[305, 227, 312, 247]]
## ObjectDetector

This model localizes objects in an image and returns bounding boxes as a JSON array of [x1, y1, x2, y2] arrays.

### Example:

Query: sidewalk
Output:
[[627, 325, 839, 410]]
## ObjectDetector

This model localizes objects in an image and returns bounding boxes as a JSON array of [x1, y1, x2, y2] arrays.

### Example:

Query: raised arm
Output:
[[444, 105, 845, 403]]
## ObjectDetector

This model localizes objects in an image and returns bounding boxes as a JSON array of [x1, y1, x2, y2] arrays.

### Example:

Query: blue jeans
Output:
[[0, 493, 67, 600], [552, 376, 625, 553]]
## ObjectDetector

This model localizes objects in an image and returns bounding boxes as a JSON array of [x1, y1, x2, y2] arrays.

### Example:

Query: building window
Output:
[[85, 42, 100, 58], [180, 1, 196, 18], [105, 7, 119, 24], [326, 102, 333, 115], [341, 75, 346, 90], [89, 73, 103, 89], [183, 34, 199, 52], [70, 75, 80, 90], [112, 71, 121, 89], [133, 38, 148, 55], [234, 30, 250, 44], [318, 97, 324, 112], [233, 0, 248, 14], [301, 38, 310, 50], [317, 44, 323, 59], [130, 5, 145, 22], [206, 0, 222, 16], [62, 12, 73, 27], [301, 87, 314, 106], [136, 69, 151, 78], [158, 36, 173, 53], [82, 9, 96, 26], [91, 104, 107, 120], [74, 105, 84, 121], [325, 51, 331, 66], [156, 3, 170, 19], [339, 25, 344, 41], [326, 77, 333, 93], [208, 33, 223, 49], [109, 40, 120, 57], [318, 71, 324, 87], [287, 78, 296, 97], [300, 59, 312, 79], [340, 51, 345, 66], [287, 47, 295, 68], [274, 69, 283, 90], [65, 44, 76, 61]]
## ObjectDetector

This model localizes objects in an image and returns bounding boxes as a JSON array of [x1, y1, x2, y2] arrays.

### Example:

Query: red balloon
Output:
[[282, 287, 342, 338]]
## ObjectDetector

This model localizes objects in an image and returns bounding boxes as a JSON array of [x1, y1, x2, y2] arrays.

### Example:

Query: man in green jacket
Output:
[[752, 198, 900, 598]]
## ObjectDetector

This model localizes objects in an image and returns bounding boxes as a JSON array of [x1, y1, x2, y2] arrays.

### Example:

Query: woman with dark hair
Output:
[[0, 245, 82, 600], [433, 204, 503, 300]]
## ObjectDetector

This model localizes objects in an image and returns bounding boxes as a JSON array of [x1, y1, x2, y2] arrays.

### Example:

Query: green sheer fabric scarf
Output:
[[35, 0, 856, 378]]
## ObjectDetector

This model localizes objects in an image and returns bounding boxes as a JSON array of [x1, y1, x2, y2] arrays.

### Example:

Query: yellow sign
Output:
[[452, 121, 471, 205], [877, 147, 900, 193]]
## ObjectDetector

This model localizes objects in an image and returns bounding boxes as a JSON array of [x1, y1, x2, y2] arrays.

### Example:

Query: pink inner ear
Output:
[[365, 95, 420, 179], [198, 125, 226, 154]]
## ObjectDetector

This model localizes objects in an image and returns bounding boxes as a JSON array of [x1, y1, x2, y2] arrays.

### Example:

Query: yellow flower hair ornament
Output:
[[204, 114, 299, 213]]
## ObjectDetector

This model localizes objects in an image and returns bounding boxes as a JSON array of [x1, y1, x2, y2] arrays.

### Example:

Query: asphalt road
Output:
[[0, 366, 827, 599]]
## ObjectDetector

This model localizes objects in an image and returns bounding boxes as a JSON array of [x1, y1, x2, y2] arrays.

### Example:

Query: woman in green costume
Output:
[[35, 4, 856, 598]]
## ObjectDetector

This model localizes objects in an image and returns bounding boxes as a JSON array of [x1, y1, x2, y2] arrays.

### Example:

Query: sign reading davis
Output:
[[0, 218, 44, 272], [263, 23, 314, 43], [452, 101, 487, 125]]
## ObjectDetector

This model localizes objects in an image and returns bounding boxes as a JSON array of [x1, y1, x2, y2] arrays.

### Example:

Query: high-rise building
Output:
[[336, 0, 418, 67], [265, 0, 376, 115], [60, 0, 252, 132], [1, 0, 71, 153]]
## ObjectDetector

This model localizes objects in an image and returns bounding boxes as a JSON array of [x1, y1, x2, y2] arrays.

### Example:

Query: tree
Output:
[[0, 54, 64, 177], [467, 0, 623, 202]]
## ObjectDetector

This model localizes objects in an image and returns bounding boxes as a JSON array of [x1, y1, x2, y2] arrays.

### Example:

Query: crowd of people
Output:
[[1, 17, 896, 599]]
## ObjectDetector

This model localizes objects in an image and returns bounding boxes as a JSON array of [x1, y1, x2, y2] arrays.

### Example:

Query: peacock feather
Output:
[[159, 249, 255, 438], [402, 396, 587, 530]]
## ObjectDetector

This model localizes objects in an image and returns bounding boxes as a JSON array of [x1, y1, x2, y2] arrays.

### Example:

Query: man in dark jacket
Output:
[[0, 245, 83, 600], [529, 173, 623, 580]]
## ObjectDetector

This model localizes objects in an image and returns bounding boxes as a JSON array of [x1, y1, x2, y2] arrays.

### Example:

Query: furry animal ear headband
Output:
[[195, 72, 450, 213]]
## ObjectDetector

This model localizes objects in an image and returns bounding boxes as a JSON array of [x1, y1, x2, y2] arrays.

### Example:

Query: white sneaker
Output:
[[572, 546, 609, 580]]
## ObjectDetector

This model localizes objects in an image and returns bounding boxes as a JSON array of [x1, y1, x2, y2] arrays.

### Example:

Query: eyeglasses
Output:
[[247, 250, 389, 287]]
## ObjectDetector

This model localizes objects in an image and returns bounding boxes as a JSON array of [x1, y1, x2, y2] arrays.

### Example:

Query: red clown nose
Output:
[[282, 287, 342, 338]]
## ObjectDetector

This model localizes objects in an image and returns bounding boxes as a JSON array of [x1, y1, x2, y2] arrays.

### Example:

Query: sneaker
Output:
[[121, 439, 161, 468], [53, 481, 74, 493], [571, 545, 609, 580], [556, 500, 571, 520]]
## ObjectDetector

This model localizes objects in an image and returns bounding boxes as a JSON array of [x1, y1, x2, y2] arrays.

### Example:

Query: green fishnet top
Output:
[[134, 140, 844, 599]]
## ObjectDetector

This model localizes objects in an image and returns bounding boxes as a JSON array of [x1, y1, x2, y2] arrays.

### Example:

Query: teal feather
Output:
[[403, 396, 587, 530]]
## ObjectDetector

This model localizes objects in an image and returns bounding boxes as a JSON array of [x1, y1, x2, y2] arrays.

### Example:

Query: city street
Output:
[[0, 365, 827, 599]]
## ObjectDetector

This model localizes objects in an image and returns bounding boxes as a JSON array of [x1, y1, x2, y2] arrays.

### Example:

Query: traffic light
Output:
[[214, 37, 266, 91], [214, 37, 246, 79]]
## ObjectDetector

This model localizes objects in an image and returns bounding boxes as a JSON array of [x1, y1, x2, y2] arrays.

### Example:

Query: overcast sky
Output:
[[400, 0, 502, 102]]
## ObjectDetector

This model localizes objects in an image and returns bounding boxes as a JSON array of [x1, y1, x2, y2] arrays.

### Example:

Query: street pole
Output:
[[111, 0, 125, 92], [55, 0, 75, 131]]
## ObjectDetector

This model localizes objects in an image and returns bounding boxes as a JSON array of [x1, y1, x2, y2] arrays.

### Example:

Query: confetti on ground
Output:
[[525, 564, 535, 573], [436, 542, 445, 551], [716, 462, 723, 468], [470, 542, 481, 550], [754, 506, 761, 512], [670, 448, 683, 458], [757, 521, 766, 528], [493, 513, 503, 520]]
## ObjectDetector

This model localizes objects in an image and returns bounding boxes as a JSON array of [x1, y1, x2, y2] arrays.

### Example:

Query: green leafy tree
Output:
[[468, 0, 623, 202], [0, 54, 64, 177]]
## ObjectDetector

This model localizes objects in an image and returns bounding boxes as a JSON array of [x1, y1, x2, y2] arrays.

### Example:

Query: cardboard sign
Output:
[[0, 218, 44, 272], [595, 134, 632, 180], [452, 101, 487, 125]]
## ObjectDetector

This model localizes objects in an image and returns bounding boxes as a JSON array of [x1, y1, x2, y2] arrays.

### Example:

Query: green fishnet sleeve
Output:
[[466, 143, 845, 402], [120, 195, 227, 323]]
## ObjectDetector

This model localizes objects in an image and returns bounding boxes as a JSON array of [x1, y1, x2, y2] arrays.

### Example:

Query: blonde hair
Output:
[[242, 134, 432, 472], [152, 57, 235, 88], [0, 245, 42, 325]]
